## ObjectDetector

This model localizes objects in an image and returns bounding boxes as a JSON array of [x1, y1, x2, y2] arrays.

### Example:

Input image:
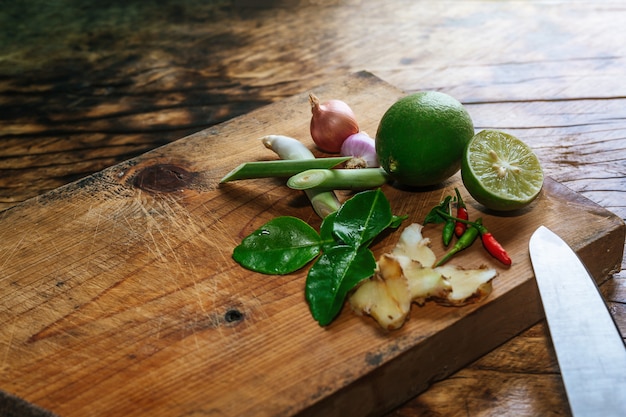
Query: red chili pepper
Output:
[[475, 224, 512, 266], [454, 188, 468, 237], [434, 202, 511, 266]]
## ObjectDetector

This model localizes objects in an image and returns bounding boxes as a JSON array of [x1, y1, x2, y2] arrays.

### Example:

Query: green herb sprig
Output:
[[232, 189, 407, 326]]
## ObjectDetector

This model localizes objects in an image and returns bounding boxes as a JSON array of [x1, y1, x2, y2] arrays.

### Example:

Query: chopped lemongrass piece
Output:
[[287, 168, 391, 191], [261, 134, 341, 218], [307, 192, 342, 218], [219, 157, 351, 183], [261, 135, 315, 160]]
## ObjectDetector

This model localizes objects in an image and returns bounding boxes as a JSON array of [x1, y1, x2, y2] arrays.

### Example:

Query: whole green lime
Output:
[[375, 91, 475, 187]]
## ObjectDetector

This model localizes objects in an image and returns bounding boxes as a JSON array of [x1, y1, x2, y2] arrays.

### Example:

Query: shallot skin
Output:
[[341, 132, 380, 168], [309, 93, 359, 153]]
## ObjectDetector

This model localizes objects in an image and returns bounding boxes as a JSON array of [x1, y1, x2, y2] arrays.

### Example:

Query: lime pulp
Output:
[[461, 129, 544, 211]]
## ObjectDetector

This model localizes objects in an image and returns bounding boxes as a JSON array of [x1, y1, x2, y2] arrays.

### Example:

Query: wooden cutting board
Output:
[[1, 71, 624, 417]]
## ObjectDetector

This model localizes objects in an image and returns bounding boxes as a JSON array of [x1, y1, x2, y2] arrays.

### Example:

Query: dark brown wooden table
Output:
[[2, 1, 624, 416]]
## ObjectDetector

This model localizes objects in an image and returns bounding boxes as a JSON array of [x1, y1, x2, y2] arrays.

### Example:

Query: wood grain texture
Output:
[[1, 1, 625, 416], [0, 72, 624, 417]]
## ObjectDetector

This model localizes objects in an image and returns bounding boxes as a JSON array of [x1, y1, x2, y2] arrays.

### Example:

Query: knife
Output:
[[529, 225, 626, 417]]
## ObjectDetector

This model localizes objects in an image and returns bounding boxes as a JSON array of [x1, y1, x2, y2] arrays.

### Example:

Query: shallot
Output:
[[340, 132, 379, 168], [309, 93, 359, 153]]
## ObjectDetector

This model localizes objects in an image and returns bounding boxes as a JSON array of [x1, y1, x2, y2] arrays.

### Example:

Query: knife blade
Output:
[[529, 225, 626, 417]]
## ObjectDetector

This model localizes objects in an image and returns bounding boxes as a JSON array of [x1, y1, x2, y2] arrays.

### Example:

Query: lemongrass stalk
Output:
[[260, 135, 341, 218], [262, 135, 315, 160], [287, 168, 390, 191], [220, 157, 350, 183]]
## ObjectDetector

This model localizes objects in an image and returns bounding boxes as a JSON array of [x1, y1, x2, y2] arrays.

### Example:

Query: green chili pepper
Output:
[[442, 218, 455, 246], [434, 205, 512, 266], [442, 196, 455, 246], [435, 218, 482, 267]]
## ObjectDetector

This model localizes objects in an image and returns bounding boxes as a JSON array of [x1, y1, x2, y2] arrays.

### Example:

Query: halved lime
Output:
[[461, 130, 544, 211]]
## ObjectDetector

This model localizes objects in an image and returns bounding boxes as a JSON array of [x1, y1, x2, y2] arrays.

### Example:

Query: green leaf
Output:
[[305, 245, 376, 326], [232, 216, 321, 274], [231, 188, 407, 327], [332, 189, 393, 248], [423, 195, 452, 225], [319, 210, 336, 241], [390, 214, 409, 229], [319, 211, 338, 251]]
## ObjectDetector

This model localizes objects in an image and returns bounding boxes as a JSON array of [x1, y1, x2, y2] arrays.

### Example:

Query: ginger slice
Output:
[[391, 223, 436, 267], [349, 254, 412, 330], [349, 223, 498, 330], [402, 260, 451, 305], [434, 265, 496, 306]]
